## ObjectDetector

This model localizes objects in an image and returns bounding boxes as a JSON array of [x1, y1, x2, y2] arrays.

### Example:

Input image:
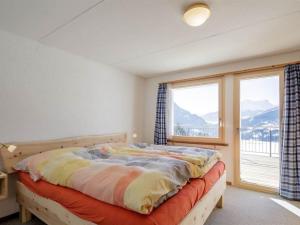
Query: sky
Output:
[[173, 83, 218, 116], [173, 75, 279, 116], [240, 75, 279, 105]]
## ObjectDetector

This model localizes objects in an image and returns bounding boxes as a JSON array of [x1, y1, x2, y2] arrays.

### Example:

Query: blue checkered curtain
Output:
[[154, 83, 168, 145], [280, 63, 300, 200]]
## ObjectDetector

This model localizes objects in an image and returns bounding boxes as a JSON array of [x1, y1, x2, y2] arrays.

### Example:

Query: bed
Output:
[[0, 133, 226, 225]]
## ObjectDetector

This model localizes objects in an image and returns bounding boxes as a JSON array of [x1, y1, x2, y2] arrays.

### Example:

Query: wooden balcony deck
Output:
[[240, 153, 280, 188]]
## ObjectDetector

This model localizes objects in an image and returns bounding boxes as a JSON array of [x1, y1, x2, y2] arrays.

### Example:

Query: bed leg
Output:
[[216, 195, 224, 208], [19, 205, 32, 224]]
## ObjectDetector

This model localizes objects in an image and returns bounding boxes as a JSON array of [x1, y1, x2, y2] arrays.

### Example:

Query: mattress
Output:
[[18, 161, 225, 225]]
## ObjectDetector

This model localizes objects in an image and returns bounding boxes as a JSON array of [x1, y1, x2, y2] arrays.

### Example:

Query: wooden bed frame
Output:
[[0, 133, 226, 225]]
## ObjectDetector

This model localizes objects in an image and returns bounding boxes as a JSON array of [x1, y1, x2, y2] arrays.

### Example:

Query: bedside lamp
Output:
[[0, 143, 17, 153], [132, 133, 138, 144]]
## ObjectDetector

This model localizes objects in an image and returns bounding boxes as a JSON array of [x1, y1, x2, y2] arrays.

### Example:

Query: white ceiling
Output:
[[0, 0, 299, 77]]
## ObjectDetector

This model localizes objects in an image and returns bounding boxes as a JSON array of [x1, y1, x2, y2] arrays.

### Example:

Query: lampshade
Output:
[[0, 143, 17, 153], [7, 145, 17, 153], [183, 3, 211, 27]]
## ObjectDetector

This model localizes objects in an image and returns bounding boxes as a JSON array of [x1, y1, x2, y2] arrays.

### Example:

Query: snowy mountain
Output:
[[201, 112, 218, 124], [240, 100, 275, 118], [174, 99, 279, 129], [241, 99, 275, 112], [173, 104, 207, 128], [241, 107, 279, 128]]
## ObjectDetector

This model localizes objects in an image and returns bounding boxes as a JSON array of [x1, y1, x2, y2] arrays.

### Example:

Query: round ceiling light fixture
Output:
[[183, 3, 211, 27]]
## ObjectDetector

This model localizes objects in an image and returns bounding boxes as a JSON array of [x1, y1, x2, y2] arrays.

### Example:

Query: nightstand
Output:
[[0, 171, 8, 200]]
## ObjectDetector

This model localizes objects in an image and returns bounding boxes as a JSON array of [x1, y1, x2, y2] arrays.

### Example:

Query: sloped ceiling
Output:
[[0, 0, 299, 77]]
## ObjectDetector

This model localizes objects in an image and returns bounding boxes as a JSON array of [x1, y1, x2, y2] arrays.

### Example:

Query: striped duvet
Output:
[[15, 144, 221, 214]]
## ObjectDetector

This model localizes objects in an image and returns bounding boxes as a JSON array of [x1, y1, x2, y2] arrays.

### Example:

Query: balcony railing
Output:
[[174, 125, 280, 158], [240, 127, 279, 158], [174, 125, 218, 138]]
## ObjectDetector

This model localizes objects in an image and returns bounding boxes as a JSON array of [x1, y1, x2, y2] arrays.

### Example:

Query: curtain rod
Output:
[[167, 60, 300, 84]]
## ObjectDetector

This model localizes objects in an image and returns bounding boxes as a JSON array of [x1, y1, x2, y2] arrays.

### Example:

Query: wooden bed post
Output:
[[216, 195, 224, 208], [19, 205, 32, 224]]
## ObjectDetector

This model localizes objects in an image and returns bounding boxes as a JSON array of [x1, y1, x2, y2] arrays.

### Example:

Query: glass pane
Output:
[[239, 75, 280, 188], [172, 83, 219, 138]]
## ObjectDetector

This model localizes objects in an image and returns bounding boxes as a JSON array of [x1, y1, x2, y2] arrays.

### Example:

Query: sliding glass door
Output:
[[234, 70, 284, 191]]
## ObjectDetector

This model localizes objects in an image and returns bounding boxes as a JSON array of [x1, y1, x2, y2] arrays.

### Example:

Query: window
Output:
[[169, 77, 224, 144]]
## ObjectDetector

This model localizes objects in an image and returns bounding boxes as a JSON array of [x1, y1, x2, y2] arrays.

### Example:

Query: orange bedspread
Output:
[[19, 161, 225, 225]]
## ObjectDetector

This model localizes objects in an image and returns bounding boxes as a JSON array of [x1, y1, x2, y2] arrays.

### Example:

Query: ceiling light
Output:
[[183, 3, 211, 27]]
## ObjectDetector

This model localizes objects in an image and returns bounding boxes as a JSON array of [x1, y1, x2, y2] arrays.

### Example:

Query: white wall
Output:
[[143, 50, 300, 184], [0, 29, 144, 217]]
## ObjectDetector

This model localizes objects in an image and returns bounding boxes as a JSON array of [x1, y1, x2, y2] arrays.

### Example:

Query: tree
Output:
[[174, 124, 187, 136]]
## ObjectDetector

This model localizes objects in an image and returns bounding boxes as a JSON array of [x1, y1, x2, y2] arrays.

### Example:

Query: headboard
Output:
[[0, 133, 127, 174]]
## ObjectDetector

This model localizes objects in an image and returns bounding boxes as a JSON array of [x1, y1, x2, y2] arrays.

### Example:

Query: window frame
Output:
[[168, 76, 225, 145]]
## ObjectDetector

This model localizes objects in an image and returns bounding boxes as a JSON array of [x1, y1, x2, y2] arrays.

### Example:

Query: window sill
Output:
[[167, 138, 229, 147]]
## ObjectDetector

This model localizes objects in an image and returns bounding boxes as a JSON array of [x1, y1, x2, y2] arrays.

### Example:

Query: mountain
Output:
[[173, 104, 207, 128], [241, 100, 275, 116], [241, 107, 279, 127], [202, 110, 265, 122], [241, 110, 263, 119], [241, 99, 276, 119], [202, 100, 276, 121], [240, 100, 279, 127], [202, 112, 218, 124], [174, 99, 279, 130]]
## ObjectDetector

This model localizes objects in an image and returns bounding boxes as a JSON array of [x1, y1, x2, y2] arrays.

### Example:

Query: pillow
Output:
[[14, 147, 83, 181]]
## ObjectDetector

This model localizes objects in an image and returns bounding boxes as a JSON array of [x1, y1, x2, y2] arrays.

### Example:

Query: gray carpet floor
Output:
[[1, 186, 299, 225], [205, 187, 300, 225]]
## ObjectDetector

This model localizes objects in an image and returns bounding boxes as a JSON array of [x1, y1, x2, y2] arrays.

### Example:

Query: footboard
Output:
[[16, 181, 96, 225], [179, 171, 226, 225]]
